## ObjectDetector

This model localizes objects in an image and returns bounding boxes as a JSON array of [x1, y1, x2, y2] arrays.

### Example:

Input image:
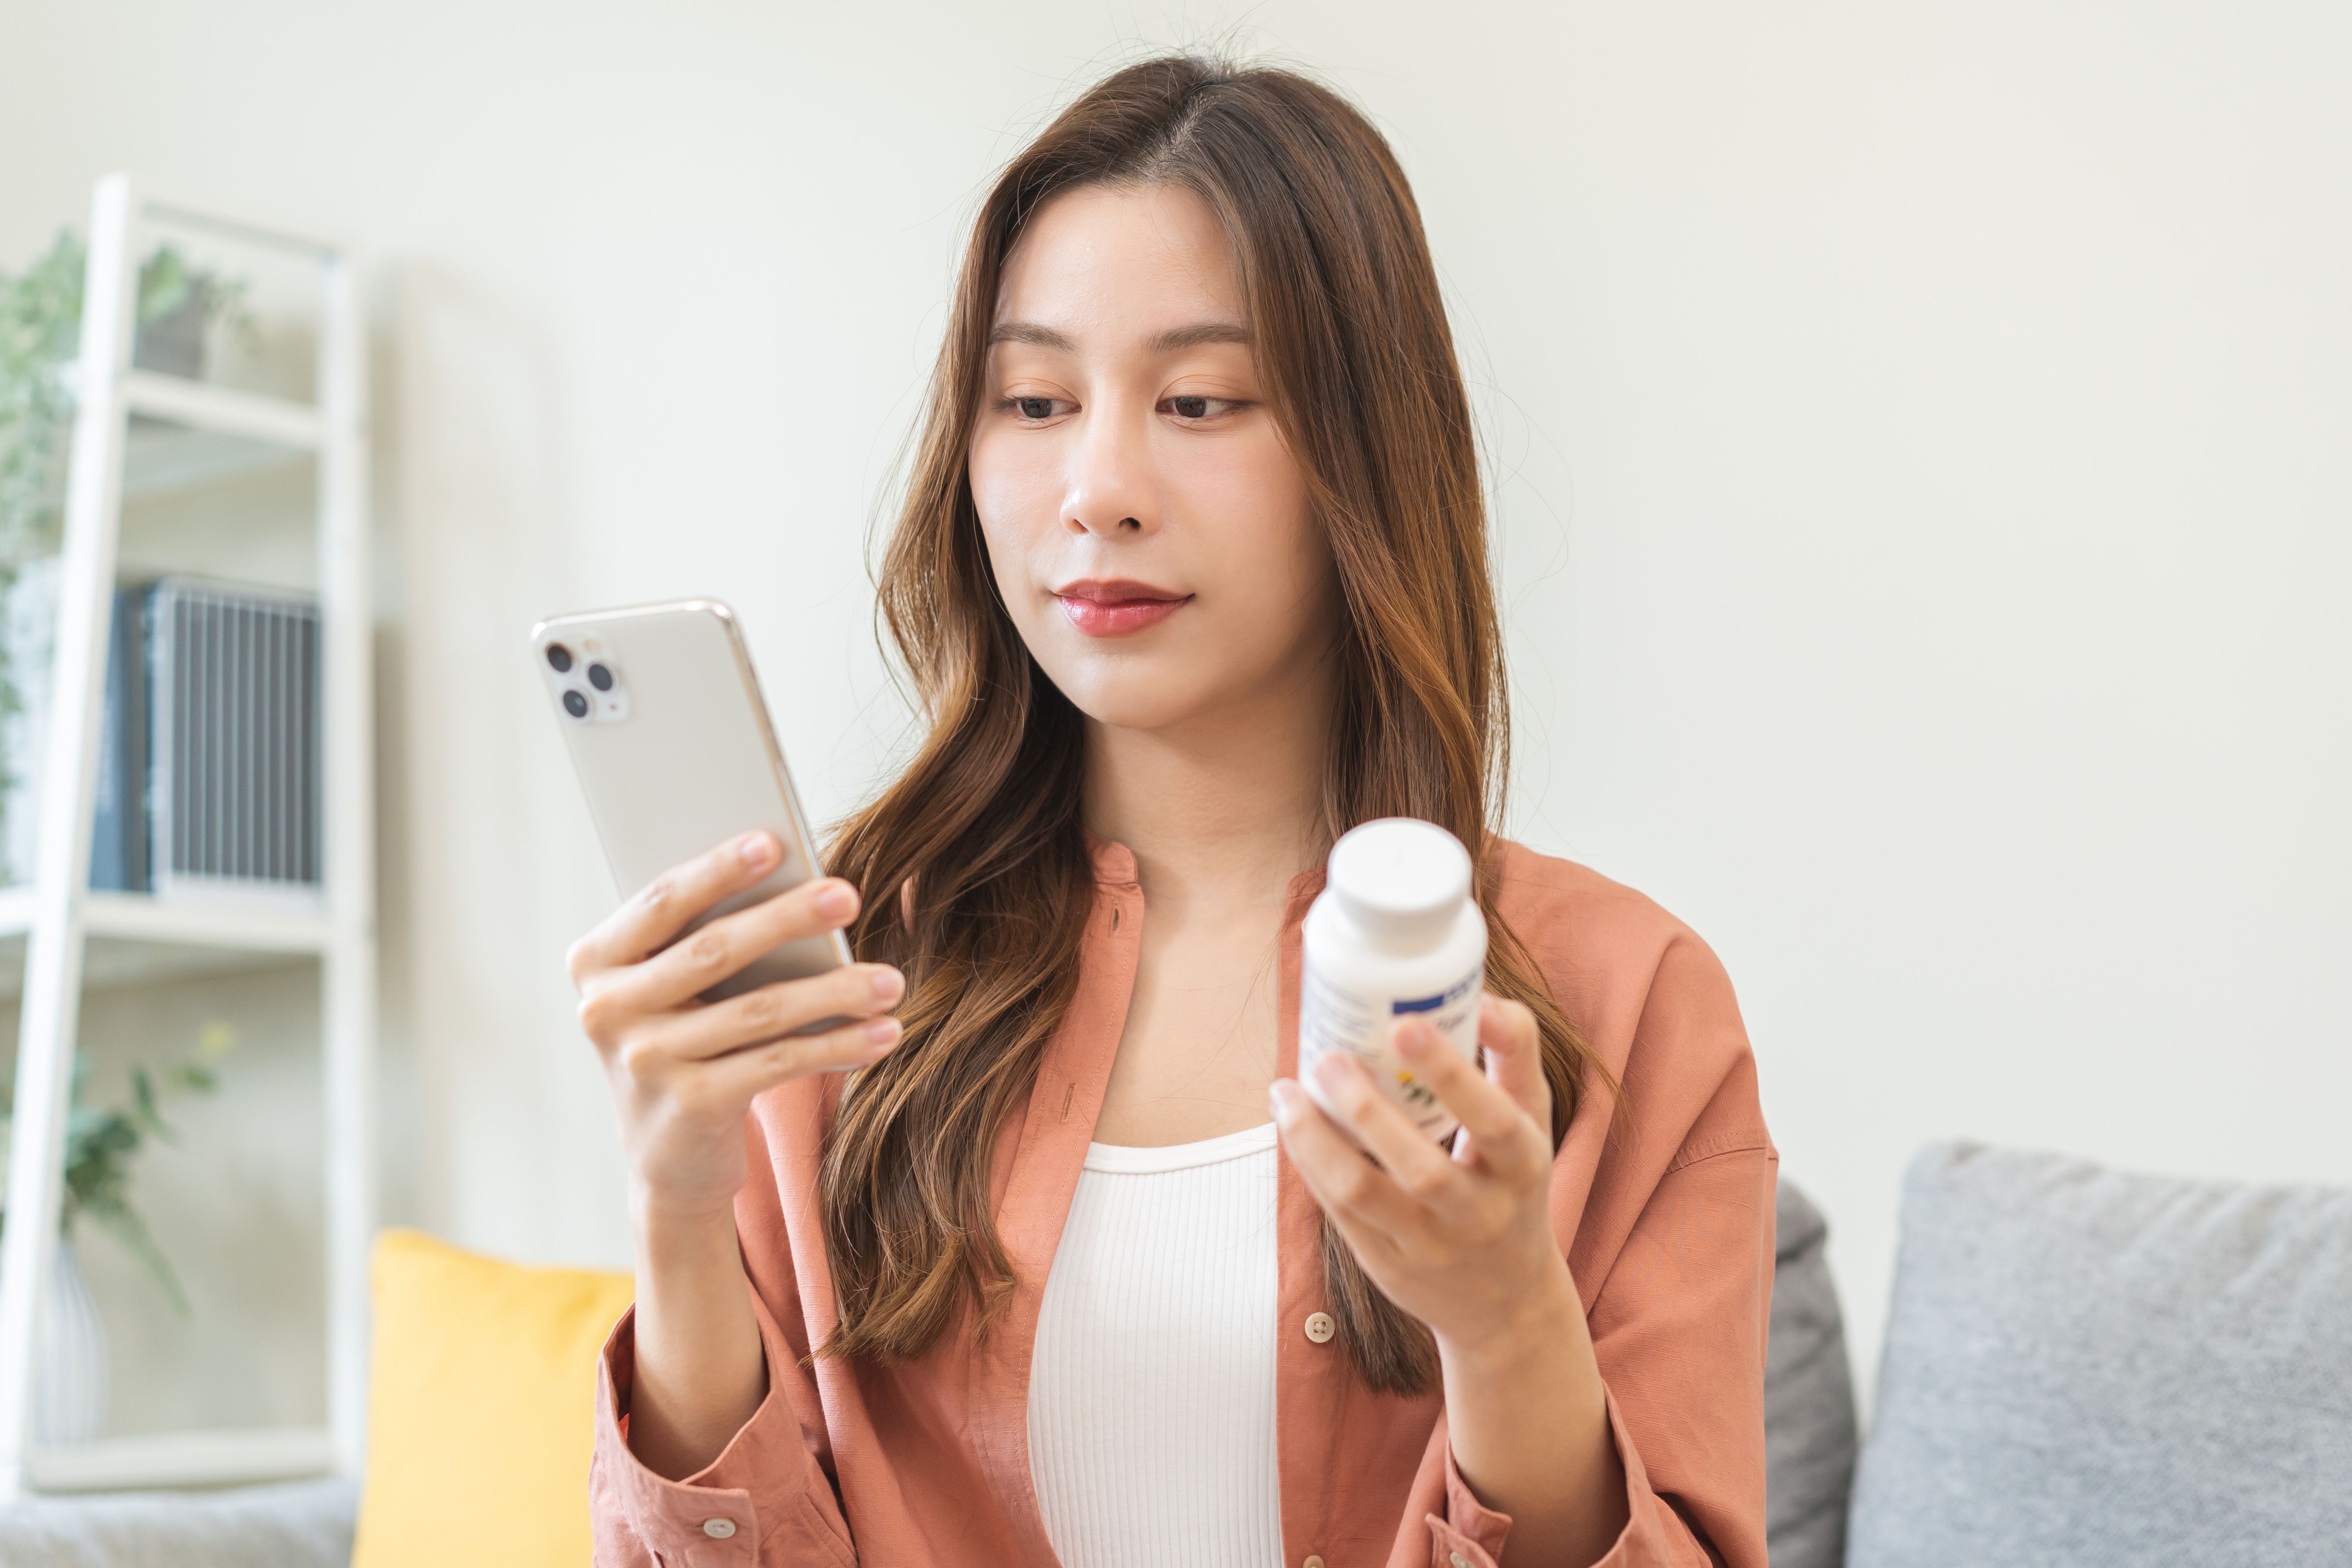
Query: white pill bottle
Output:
[[1299, 817, 1487, 1143]]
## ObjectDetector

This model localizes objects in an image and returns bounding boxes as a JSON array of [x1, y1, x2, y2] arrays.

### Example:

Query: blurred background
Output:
[[4, 0, 2347, 1440]]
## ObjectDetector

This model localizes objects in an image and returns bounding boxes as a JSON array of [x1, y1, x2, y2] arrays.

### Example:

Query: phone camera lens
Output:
[[587, 663, 614, 692], [546, 643, 574, 673], [562, 689, 590, 719]]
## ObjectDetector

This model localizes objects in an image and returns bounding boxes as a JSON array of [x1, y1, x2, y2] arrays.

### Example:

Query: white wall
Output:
[[7, 0, 2349, 1405]]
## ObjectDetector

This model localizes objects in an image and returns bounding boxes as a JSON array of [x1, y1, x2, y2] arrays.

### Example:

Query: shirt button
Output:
[[1303, 1311, 1336, 1344], [701, 1517, 738, 1539], [1451, 1555, 1473, 1568]]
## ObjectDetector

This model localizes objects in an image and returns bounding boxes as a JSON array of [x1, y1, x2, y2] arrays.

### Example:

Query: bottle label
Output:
[[1298, 961, 1483, 1141]]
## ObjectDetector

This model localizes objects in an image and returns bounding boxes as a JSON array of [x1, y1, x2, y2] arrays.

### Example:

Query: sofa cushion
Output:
[[0, 1476, 357, 1568], [1848, 1143, 2352, 1568], [1765, 1179, 1858, 1568], [351, 1229, 633, 1568]]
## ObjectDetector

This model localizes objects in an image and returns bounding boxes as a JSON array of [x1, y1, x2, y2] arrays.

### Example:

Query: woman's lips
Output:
[[1055, 581, 1191, 638]]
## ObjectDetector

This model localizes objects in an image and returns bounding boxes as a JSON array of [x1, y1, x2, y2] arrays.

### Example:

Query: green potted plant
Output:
[[0, 1023, 231, 1442]]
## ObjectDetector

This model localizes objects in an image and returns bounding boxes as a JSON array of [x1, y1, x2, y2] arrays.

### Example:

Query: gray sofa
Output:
[[1766, 1179, 1861, 1568], [0, 1475, 359, 1567], [1773, 1146, 2352, 1568], [9, 1151, 2344, 1568], [1845, 1144, 2352, 1567]]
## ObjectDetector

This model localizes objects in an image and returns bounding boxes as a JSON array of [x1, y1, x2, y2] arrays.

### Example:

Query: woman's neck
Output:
[[1081, 666, 1332, 1146], [1081, 671, 1331, 922]]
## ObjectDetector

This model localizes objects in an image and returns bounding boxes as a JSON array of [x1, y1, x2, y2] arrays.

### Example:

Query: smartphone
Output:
[[530, 599, 850, 1008]]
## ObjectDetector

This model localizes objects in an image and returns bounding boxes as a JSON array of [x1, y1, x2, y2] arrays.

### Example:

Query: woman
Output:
[[577, 55, 1771, 1568]]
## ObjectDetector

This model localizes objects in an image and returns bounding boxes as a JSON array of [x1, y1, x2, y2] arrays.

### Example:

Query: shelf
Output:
[[27, 1425, 333, 1493], [122, 372, 322, 451], [0, 888, 328, 950], [123, 418, 309, 501], [0, 888, 328, 996], [0, 178, 376, 1502], [60, 361, 323, 452]]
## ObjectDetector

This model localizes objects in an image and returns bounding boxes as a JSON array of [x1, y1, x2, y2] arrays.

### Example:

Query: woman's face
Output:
[[969, 183, 1337, 737]]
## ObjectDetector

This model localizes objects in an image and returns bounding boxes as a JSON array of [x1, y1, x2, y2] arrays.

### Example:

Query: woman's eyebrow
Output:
[[984, 320, 1251, 353], [987, 321, 1077, 350], [1146, 321, 1251, 353]]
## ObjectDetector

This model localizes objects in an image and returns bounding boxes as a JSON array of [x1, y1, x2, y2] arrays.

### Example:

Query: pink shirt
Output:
[[592, 839, 1776, 1568]]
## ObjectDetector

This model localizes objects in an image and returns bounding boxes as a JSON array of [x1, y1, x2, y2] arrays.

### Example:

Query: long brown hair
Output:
[[819, 54, 1607, 1398]]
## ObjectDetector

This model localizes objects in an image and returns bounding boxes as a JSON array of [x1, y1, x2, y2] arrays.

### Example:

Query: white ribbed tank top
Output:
[[1026, 1121, 1283, 1568]]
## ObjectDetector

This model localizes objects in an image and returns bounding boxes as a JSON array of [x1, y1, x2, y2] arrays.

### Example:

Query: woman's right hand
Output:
[[568, 830, 904, 1221]]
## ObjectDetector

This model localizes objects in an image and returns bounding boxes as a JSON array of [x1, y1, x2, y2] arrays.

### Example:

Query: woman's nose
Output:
[[1061, 408, 1155, 537]]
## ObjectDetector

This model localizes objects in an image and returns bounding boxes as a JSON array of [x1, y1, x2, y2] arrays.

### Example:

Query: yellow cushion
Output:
[[352, 1228, 635, 1568]]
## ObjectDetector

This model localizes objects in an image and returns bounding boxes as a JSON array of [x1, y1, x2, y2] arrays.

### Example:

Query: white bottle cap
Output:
[[1326, 818, 1472, 943]]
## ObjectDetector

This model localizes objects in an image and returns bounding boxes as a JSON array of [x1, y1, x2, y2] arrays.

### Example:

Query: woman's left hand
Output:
[[1271, 993, 1579, 1355], [1279, 994, 1630, 1561]]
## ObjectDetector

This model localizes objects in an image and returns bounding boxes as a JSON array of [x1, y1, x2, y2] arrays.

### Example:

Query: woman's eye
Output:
[[1015, 397, 1057, 421], [1165, 395, 1236, 420]]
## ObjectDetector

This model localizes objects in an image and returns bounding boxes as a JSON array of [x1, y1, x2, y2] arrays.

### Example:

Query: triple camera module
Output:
[[544, 641, 629, 722]]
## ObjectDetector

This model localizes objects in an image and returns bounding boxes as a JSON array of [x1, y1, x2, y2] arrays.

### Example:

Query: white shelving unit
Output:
[[0, 174, 375, 1499]]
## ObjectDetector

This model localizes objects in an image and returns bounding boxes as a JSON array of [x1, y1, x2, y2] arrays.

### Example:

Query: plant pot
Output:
[[33, 1237, 109, 1446], [132, 281, 212, 381]]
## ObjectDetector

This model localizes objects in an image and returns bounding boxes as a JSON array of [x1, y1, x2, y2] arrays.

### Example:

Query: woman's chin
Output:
[[1047, 670, 1237, 738]]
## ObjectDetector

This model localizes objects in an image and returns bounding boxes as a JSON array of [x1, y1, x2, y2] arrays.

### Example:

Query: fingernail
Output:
[[869, 967, 904, 1004], [740, 832, 777, 866], [1394, 1020, 1434, 1058], [815, 881, 857, 922], [1313, 1054, 1354, 1092], [863, 1017, 900, 1047], [1268, 1079, 1302, 1122]]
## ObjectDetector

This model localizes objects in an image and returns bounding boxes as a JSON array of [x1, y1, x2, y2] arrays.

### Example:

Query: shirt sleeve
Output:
[[1427, 1383, 1709, 1568], [1428, 918, 1778, 1568], [590, 1290, 860, 1567], [1426, 1143, 1776, 1568]]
